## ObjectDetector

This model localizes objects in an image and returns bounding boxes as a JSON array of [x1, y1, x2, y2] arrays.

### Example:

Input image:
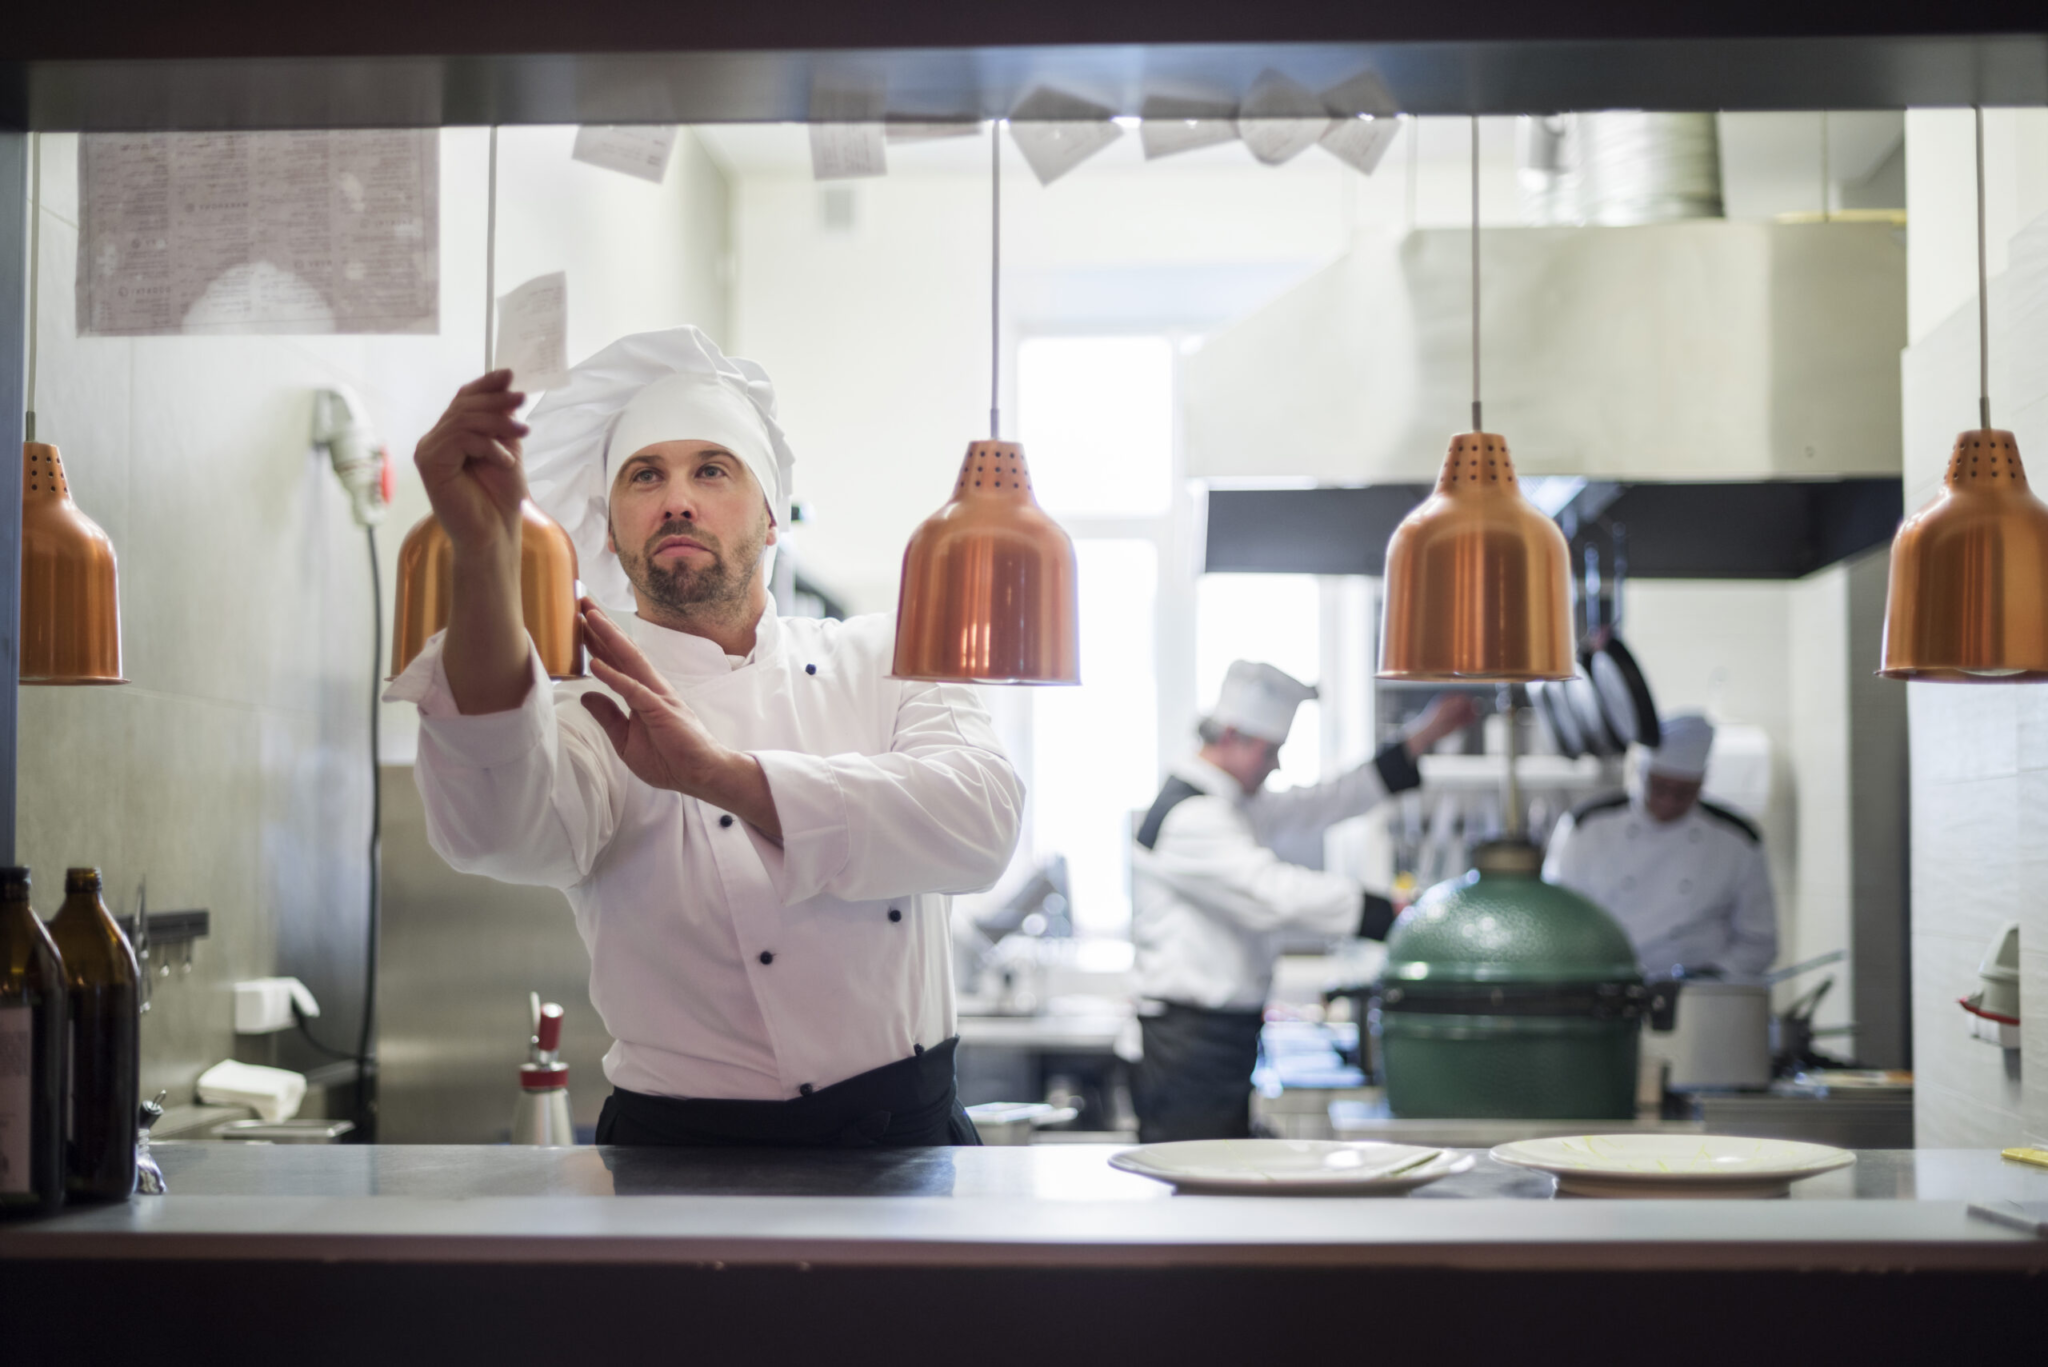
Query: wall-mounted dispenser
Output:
[[1959, 921, 2020, 1049]]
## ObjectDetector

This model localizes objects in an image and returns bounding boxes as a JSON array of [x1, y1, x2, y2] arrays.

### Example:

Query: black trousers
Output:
[[595, 1037, 982, 1147], [1132, 1003, 1266, 1144]]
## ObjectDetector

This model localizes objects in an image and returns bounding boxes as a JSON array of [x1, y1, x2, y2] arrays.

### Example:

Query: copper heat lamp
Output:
[[1880, 109, 2048, 682], [389, 126, 585, 681], [892, 121, 1079, 683], [19, 135, 124, 687], [1378, 117, 1575, 682], [22, 443, 125, 684]]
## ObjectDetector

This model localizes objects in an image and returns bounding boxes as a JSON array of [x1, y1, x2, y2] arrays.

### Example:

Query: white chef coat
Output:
[[1542, 795, 1778, 977], [1130, 748, 1416, 1011], [386, 602, 1024, 1102]]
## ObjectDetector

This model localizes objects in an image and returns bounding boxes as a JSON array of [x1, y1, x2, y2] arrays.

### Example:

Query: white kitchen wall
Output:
[[19, 127, 728, 1106], [1902, 108, 2048, 1147]]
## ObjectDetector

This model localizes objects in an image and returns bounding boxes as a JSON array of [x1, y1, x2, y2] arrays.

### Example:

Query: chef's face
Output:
[[1214, 730, 1283, 795], [1643, 772, 1703, 824], [607, 441, 775, 616]]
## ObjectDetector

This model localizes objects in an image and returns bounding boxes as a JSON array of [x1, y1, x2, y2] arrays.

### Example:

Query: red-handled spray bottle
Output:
[[512, 993, 574, 1145]]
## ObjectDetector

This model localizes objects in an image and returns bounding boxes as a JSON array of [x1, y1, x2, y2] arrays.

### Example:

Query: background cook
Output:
[[1127, 661, 1477, 1142], [1543, 712, 1779, 978]]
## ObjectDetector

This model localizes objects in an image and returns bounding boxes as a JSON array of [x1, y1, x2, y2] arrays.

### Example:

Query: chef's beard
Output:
[[614, 514, 768, 618]]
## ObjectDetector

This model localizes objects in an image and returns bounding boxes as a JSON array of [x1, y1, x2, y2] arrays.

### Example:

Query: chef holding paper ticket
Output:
[[386, 327, 1023, 1147]]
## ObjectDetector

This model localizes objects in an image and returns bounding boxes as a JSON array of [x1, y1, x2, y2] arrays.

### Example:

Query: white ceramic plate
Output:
[[1489, 1134, 1855, 1198], [1109, 1140, 1473, 1195]]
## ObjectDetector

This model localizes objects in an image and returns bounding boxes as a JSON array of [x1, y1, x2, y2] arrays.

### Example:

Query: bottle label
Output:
[[0, 1006, 29, 1194]]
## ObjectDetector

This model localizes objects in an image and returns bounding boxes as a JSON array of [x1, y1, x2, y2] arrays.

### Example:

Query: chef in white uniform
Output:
[[1127, 662, 1476, 1141], [1543, 713, 1778, 978], [386, 327, 1024, 1147]]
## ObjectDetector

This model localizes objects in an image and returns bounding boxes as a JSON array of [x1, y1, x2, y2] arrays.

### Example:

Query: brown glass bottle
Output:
[[0, 867, 67, 1213], [47, 868, 139, 1201]]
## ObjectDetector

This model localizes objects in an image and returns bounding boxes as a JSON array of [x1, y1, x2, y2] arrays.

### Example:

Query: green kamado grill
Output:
[[1375, 840, 1648, 1119]]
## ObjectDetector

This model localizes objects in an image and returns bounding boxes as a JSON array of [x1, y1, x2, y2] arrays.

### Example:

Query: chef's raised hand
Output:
[[577, 599, 785, 843], [1405, 693, 1482, 757], [414, 370, 530, 552]]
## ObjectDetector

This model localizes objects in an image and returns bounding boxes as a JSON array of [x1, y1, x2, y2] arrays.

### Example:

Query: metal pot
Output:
[[1644, 979, 1772, 1090]]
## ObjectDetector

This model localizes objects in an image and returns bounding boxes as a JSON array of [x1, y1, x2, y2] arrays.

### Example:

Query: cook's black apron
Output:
[[595, 1037, 981, 1147], [1132, 1003, 1266, 1143]]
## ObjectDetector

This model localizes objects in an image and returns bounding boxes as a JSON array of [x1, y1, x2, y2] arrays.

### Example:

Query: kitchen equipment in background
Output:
[[1529, 678, 1587, 758], [1109, 1139, 1472, 1194], [1582, 628, 1661, 748], [1489, 1133, 1854, 1198], [1376, 840, 1648, 1119], [965, 1101, 1079, 1145], [513, 996, 575, 1145], [1378, 117, 1574, 685], [1647, 978, 1773, 1090], [1646, 949, 1850, 1091], [893, 124, 1079, 684], [1882, 108, 2048, 682]]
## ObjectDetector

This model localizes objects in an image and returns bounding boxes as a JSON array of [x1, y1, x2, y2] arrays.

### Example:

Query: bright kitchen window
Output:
[[1020, 336, 1175, 517], [1016, 335, 1176, 936]]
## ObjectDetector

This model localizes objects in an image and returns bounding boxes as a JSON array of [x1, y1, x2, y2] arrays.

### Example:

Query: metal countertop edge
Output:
[[2, 1198, 2042, 1272]]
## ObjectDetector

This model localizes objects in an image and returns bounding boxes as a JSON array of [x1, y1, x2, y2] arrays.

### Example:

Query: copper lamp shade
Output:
[[1880, 429, 2048, 681], [21, 442, 125, 685], [390, 500, 586, 680], [892, 441, 1079, 684], [1378, 433, 1576, 682]]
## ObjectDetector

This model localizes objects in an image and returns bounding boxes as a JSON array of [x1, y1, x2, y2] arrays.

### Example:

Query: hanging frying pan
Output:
[[1530, 680, 1587, 759], [1560, 665, 1624, 757], [1582, 627, 1662, 749]]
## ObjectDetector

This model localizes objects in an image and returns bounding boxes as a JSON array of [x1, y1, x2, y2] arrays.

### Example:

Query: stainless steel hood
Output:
[[1183, 220, 1905, 485]]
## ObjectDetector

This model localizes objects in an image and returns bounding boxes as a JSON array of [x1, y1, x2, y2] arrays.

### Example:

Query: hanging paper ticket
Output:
[[77, 130, 439, 336], [572, 126, 679, 184]]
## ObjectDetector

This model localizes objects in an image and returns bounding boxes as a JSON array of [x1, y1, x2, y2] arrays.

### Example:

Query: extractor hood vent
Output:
[[1184, 221, 1905, 486]]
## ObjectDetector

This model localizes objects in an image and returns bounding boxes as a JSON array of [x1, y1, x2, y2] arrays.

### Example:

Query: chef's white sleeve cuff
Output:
[[385, 631, 555, 771], [751, 749, 851, 904]]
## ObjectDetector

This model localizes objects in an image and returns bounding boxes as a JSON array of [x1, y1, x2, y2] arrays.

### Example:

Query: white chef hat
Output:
[[1642, 712, 1715, 780], [522, 326, 795, 610], [1207, 660, 1318, 744]]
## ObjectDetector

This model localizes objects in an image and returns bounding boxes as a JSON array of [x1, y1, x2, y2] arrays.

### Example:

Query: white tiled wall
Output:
[[1903, 110, 2048, 1147], [19, 128, 729, 1105]]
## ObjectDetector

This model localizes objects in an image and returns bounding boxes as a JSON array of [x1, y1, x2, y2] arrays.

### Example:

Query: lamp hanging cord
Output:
[[25, 132, 39, 444], [1470, 114, 1482, 434], [990, 119, 1002, 441], [1975, 105, 1990, 431], [485, 126, 499, 371], [355, 522, 384, 1136]]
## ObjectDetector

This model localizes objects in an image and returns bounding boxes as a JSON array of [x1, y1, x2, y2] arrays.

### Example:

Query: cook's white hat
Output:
[[1642, 712, 1714, 780], [522, 326, 794, 610], [1208, 660, 1318, 744]]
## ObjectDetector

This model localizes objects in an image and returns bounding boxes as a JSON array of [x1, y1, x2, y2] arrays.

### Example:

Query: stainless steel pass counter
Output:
[[6, 1144, 2045, 1364]]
